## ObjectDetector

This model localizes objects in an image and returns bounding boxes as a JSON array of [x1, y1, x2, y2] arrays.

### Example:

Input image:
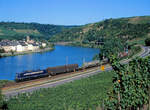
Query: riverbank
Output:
[[54, 41, 100, 48], [0, 47, 54, 58]]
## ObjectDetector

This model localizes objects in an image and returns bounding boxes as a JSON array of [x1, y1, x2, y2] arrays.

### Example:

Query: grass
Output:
[[7, 71, 114, 110], [0, 80, 13, 88]]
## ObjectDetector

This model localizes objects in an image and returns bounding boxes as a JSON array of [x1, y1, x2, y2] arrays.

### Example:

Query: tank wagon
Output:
[[83, 60, 100, 68]]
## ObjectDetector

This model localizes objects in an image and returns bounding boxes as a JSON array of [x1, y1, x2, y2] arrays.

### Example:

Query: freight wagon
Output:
[[47, 64, 78, 75]]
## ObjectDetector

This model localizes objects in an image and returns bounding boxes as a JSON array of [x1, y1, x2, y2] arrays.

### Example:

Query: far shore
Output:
[[54, 42, 73, 45], [0, 47, 54, 58], [54, 41, 100, 48]]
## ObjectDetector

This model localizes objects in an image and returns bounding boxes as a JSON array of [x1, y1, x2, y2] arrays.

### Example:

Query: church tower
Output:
[[26, 36, 30, 43]]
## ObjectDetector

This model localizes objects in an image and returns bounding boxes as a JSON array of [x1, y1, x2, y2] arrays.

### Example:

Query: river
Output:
[[0, 45, 99, 80]]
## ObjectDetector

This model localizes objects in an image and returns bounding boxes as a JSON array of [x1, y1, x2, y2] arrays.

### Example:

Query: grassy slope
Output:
[[7, 71, 114, 110]]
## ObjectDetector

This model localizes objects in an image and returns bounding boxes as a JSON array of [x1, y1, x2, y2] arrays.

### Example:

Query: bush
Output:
[[145, 38, 150, 46], [0, 49, 5, 53]]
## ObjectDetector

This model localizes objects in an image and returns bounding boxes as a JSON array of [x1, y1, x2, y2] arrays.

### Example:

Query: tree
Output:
[[0, 88, 8, 110], [145, 38, 150, 46], [0, 49, 5, 53], [99, 37, 125, 60]]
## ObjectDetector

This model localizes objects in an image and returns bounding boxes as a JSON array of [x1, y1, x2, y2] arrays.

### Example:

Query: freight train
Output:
[[15, 59, 108, 82], [15, 64, 79, 82]]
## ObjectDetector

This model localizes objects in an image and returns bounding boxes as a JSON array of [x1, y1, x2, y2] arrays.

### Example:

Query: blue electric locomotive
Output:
[[15, 70, 48, 82]]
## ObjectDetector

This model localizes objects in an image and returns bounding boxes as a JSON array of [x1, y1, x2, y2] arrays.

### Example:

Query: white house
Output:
[[22, 46, 28, 51], [16, 45, 23, 52], [27, 44, 34, 51], [2, 46, 17, 52], [42, 43, 46, 47], [11, 46, 16, 51]]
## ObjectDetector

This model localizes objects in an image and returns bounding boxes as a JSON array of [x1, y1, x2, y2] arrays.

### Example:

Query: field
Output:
[[6, 71, 114, 110]]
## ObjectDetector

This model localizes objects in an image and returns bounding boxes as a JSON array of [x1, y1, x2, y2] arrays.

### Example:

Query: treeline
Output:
[[50, 16, 150, 45], [0, 22, 77, 40]]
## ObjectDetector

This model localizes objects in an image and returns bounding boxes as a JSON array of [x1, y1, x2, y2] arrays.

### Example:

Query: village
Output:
[[0, 36, 47, 53]]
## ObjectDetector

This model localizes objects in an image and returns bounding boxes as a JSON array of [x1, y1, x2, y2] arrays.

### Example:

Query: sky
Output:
[[0, 0, 150, 25]]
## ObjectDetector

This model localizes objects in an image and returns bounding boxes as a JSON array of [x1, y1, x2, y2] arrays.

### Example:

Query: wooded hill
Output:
[[50, 16, 150, 44], [0, 22, 77, 40], [0, 16, 150, 43]]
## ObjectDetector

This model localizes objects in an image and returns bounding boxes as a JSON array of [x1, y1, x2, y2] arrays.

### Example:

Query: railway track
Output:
[[2, 46, 150, 98]]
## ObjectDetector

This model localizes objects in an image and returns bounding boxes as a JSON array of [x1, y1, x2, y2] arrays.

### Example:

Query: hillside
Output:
[[50, 16, 150, 45], [1, 16, 150, 43], [0, 22, 77, 40]]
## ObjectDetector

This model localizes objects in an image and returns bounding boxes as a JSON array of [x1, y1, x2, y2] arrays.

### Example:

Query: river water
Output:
[[0, 45, 99, 80]]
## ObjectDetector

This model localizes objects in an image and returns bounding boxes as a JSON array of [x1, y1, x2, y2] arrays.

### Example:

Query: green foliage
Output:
[[128, 16, 150, 24], [145, 38, 150, 46], [1, 16, 150, 44], [99, 37, 126, 60], [0, 89, 3, 108], [0, 49, 5, 53], [0, 80, 11, 109], [128, 45, 141, 58], [0, 80, 12, 88], [50, 16, 150, 46], [105, 56, 150, 110], [0, 22, 76, 40], [7, 71, 114, 110]]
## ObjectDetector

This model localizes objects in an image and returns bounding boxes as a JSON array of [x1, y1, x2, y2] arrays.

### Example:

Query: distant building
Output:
[[32, 44, 39, 50], [42, 43, 46, 47], [27, 44, 34, 51], [26, 36, 30, 43], [26, 36, 35, 44], [0, 38, 44, 53], [16, 45, 23, 52], [2, 46, 13, 52]]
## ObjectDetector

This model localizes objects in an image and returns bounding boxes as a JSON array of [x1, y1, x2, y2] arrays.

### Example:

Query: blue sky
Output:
[[0, 0, 150, 25]]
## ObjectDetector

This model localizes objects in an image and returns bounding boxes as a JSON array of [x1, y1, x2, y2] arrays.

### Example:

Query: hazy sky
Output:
[[0, 0, 150, 25]]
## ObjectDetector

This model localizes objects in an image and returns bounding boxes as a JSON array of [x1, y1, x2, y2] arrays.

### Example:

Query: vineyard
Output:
[[7, 71, 114, 110], [105, 56, 150, 110]]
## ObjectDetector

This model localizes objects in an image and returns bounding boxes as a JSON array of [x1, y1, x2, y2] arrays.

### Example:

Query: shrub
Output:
[[145, 38, 150, 46]]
